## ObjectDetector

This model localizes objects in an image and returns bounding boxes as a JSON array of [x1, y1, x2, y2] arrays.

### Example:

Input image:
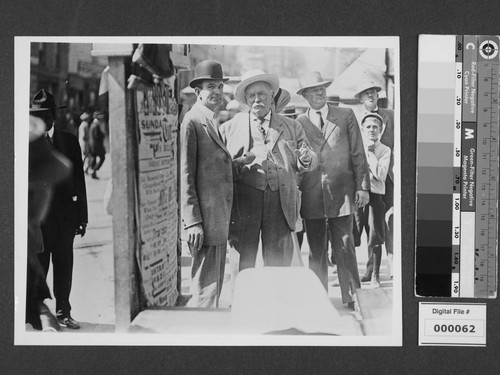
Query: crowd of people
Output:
[[180, 60, 394, 311]]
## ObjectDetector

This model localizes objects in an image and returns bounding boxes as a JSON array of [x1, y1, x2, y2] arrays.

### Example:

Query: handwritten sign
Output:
[[135, 83, 178, 306]]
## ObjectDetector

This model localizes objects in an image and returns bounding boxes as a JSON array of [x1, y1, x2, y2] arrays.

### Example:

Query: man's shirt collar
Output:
[[308, 103, 328, 118], [196, 102, 215, 121]]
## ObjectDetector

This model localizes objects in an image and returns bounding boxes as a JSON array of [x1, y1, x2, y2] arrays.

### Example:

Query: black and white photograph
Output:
[[14, 36, 401, 345]]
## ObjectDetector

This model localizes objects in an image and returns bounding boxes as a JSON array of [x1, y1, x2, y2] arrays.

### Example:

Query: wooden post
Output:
[[106, 52, 141, 331]]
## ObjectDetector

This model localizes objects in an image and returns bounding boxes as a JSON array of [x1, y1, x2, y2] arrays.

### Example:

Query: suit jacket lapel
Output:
[[322, 119, 337, 143], [300, 115, 324, 148], [268, 112, 284, 151], [196, 106, 231, 157], [323, 106, 338, 144]]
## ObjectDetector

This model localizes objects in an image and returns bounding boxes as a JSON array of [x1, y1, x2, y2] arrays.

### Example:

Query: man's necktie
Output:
[[257, 117, 267, 139], [316, 111, 324, 130]]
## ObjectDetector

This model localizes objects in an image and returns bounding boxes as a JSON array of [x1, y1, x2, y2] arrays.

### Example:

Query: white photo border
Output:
[[14, 36, 401, 346]]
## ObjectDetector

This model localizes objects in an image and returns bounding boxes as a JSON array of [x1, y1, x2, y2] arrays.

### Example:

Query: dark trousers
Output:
[[39, 221, 75, 315], [353, 192, 386, 275], [89, 152, 105, 172], [189, 245, 226, 308], [304, 215, 360, 303], [26, 227, 52, 328], [229, 183, 294, 271]]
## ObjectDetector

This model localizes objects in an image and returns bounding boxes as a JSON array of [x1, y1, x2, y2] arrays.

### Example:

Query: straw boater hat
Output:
[[189, 60, 229, 88], [93, 110, 106, 120], [234, 69, 280, 104], [280, 104, 300, 118], [80, 112, 91, 121], [296, 71, 332, 96], [354, 81, 382, 99]]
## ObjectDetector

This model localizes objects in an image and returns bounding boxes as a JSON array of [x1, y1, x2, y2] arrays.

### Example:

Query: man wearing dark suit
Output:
[[180, 60, 234, 308], [354, 81, 395, 281], [26, 114, 72, 331], [297, 72, 370, 310], [220, 70, 317, 271], [31, 89, 88, 329]]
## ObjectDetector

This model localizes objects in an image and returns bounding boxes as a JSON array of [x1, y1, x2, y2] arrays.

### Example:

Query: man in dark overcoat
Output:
[[31, 89, 88, 329]]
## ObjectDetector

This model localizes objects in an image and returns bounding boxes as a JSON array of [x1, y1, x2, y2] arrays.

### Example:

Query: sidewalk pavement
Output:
[[44, 157, 115, 332]]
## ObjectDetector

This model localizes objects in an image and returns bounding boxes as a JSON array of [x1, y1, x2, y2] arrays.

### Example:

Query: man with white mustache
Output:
[[220, 70, 317, 271]]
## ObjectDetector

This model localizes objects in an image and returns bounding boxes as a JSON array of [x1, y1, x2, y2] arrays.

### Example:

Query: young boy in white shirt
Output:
[[359, 113, 391, 287]]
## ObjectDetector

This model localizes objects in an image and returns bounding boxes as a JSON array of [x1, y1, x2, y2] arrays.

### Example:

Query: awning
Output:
[[327, 48, 388, 100]]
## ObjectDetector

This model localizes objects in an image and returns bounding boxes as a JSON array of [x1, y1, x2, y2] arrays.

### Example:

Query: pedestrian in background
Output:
[[88, 111, 106, 179], [78, 111, 91, 174], [64, 111, 78, 136], [31, 89, 88, 329]]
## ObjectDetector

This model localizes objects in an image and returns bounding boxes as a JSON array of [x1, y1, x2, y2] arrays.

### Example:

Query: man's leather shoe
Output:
[[360, 272, 372, 282], [57, 312, 81, 329]]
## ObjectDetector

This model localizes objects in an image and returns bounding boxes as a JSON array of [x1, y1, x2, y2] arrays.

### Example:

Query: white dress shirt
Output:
[[307, 104, 329, 130]]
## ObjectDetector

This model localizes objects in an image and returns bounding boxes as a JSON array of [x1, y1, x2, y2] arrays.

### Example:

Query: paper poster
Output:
[[135, 84, 179, 306]]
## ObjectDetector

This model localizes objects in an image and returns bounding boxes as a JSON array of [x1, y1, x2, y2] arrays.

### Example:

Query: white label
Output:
[[419, 302, 486, 346]]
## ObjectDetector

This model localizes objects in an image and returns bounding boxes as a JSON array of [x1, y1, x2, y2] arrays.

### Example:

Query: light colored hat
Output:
[[361, 112, 384, 126], [355, 81, 382, 98], [234, 69, 279, 104], [80, 112, 91, 121], [93, 110, 106, 120], [280, 104, 300, 117], [296, 71, 332, 95], [274, 88, 291, 113]]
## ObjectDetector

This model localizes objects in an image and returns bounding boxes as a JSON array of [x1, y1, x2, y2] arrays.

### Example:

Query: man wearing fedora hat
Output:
[[220, 69, 317, 271], [180, 60, 236, 308], [30, 89, 88, 329], [26, 115, 72, 331], [354, 81, 395, 281], [297, 71, 369, 309]]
